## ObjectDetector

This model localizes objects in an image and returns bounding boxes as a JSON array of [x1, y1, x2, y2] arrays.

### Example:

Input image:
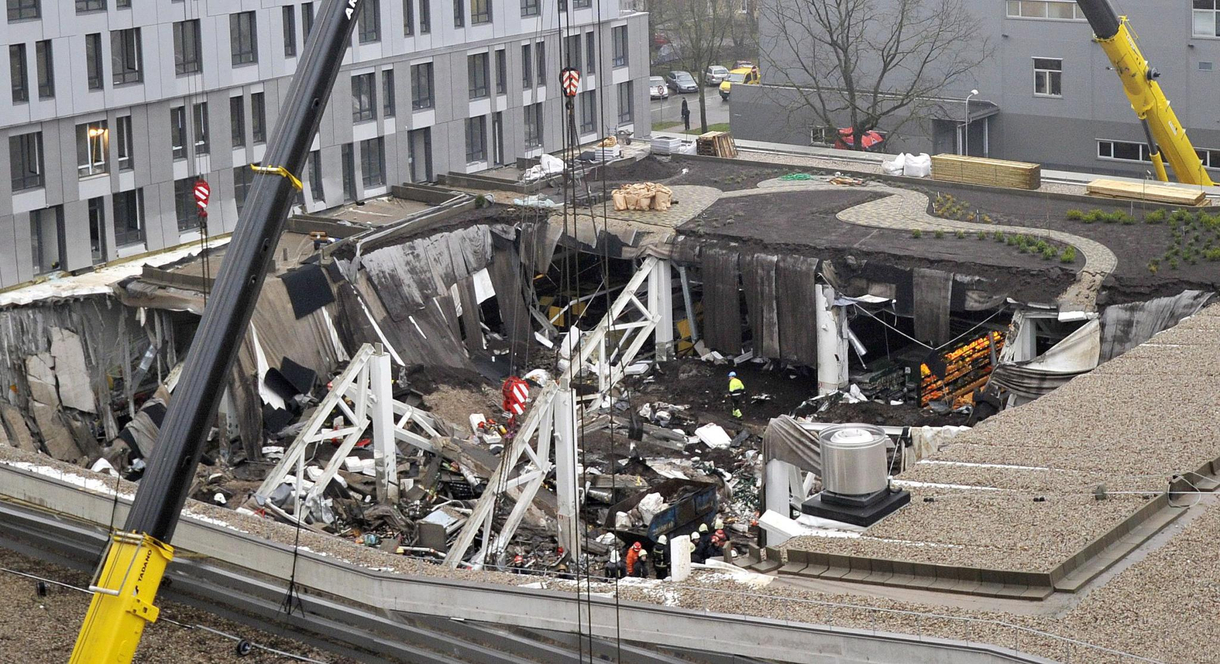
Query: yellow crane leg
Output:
[[69, 531, 173, 664], [1150, 152, 1169, 183]]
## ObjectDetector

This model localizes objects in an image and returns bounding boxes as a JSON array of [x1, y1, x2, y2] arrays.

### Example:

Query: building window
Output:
[[411, 62, 434, 109], [361, 137, 385, 187], [358, 0, 380, 42], [116, 115, 133, 170], [309, 150, 324, 202], [113, 189, 144, 247], [1034, 57, 1062, 97], [77, 120, 109, 177], [573, 0, 590, 8], [231, 12, 258, 66], [283, 7, 297, 57], [536, 41, 545, 84], [523, 103, 542, 148], [420, 0, 430, 32], [465, 115, 486, 162], [453, 0, 463, 27], [116, 0, 128, 8], [1195, 0, 1220, 37], [88, 197, 106, 263], [341, 143, 356, 201], [612, 26, 627, 67], [383, 69, 396, 116], [617, 80, 633, 123], [76, 0, 104, 12], [7, 0, 39, 21], [193, 102, 209, 154], [495, 49, 506, 94], [251, 92, 266, 143], [174, 20, 202, 75], [10, 131, 44, 191], [565, 34, 581, 71], [175, 179, 196, 232], [586, 31, 596, 73], [34, 40, 52, 99], [352, 73, 376, 122], [1195, 148, 1220, 169], [1097, 139, 1152, 163], [1005, 0, 1084, 20], [234, 164, 255, 214], [230, 96, 245, 147], [302, 3, 315, 40], [404, 0, 414, 35], [112, 28, 143, 85], [170, 106, 186, 159], [85, 34, 103, 90], [30, 207, 62, 275], [521, 0, 538, 17], [9, 44, 27, 103], [522, 44, 532, 87], [471, 0, 490, 24], [468, 52, 489, 98], [579, 90, 596, 134]]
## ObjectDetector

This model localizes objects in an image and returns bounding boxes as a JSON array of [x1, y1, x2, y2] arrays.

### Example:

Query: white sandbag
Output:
[[904, 153, 932, 178], [882, 153, 906, 176]]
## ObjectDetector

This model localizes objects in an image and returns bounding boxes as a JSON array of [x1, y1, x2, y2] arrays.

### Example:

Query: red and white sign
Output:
[[502, 377, 530, 421], [561, 68, 581, 98], [194, 179, 211, 217]]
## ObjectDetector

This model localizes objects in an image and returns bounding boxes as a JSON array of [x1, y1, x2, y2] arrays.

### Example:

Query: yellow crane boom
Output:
[[1076, 0, 1213, 186]]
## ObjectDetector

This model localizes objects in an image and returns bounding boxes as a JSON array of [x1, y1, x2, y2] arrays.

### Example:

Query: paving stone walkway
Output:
[[719, 178, 1117, 311]]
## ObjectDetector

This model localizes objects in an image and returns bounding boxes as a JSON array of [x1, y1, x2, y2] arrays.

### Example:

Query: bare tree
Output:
[[670, 0, 735, 133], [760, 0, 990, 149]]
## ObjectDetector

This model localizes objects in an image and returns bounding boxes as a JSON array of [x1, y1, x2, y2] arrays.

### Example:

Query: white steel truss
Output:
[[255, 343, 443, 522], [444, 256, 671, 567]]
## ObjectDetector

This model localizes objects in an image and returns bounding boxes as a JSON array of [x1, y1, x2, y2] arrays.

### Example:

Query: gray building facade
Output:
[[736, 0, 1220, 180], [0, 0, 650, 288]]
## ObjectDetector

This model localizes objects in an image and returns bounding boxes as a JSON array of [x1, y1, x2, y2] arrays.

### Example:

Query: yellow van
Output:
[[719, 66, 759, 101]]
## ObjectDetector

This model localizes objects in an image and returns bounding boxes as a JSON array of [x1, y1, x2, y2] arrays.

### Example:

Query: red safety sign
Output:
[[501, 376, 530, 424], [561, 68, 580, 98], [194, 179, 211, 217]]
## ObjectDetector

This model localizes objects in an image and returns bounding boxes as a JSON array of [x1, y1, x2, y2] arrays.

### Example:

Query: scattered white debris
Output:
[[694, 423, 732, 449]]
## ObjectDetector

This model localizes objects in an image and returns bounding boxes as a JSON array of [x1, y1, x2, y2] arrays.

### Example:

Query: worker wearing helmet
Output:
[[652, 535, 670, 580], [727, 371, 746, 419], [625, 541, 644, 577]]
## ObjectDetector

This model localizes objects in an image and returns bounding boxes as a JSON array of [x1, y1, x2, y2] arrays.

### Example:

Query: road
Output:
[[650, 88, 731, 132]]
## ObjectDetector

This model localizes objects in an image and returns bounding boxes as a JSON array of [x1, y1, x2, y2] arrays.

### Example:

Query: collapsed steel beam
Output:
[[444, 257, 668, 567]]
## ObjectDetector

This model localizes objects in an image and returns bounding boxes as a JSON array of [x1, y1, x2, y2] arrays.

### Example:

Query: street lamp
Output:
[[964, 89, 978, 156]]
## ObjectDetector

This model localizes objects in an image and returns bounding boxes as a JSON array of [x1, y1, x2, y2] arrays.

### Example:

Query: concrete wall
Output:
[[0, 0, 650, 289], [742, 0, 1220, 176]]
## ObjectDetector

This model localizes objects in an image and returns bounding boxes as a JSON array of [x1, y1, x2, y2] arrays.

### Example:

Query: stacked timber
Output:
[[931, 154, 1041, 190], [1086, 178, 1209, 206], [697, 131, 738, 158]]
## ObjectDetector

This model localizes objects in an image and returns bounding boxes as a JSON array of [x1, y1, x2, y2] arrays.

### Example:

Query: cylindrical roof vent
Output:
[[818, 424, 888, 497]]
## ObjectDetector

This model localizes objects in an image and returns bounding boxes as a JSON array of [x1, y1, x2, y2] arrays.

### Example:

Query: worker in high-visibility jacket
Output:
[[728, 371, 746, 419]]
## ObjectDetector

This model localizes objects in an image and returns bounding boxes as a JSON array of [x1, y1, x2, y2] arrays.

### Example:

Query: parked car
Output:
[[649, 76, 670, 100], [665, 70, 699, 94], [719, 66, 760, 101], [704, 65, 729, 86]]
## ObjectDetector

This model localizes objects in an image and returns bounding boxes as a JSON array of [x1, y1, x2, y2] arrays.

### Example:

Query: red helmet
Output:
[[513, 554, 524, 564], [631, 542, 642, 551]]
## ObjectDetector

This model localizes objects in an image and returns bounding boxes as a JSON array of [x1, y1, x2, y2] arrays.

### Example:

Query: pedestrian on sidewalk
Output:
[[681, 99, 690, 132]]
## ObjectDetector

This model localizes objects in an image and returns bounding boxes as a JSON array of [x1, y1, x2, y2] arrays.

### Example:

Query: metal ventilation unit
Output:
[[802, 424, 910, 527]]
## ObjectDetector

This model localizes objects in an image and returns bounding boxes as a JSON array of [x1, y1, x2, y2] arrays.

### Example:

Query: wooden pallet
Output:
[[1086, 178, 1209, 206], [931, 154, 1041, 190], [696, 131, 738, 158]]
